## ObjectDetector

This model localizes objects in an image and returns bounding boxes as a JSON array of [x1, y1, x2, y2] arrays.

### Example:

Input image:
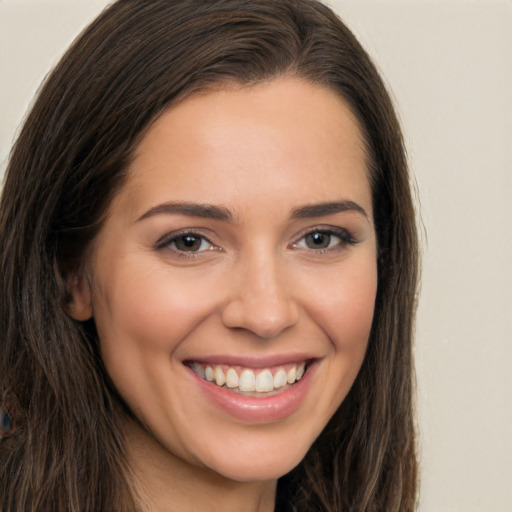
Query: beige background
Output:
[[1, 1, 511, 510]]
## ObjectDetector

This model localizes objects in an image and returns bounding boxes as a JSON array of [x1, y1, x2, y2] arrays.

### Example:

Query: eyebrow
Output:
[[291, 200, 368, 219], [137, 199, 368, 223], [137, 202, 234, 222]]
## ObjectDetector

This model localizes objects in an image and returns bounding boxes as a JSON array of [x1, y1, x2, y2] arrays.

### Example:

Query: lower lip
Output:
[[186, 363, 315, 423]]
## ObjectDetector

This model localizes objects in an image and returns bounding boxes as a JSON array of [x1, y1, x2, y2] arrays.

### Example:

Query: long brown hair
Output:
[[0, 1, 419, 510]]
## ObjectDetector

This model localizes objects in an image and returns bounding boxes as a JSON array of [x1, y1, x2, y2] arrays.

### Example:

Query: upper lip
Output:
[[183, 353, 318, 369]]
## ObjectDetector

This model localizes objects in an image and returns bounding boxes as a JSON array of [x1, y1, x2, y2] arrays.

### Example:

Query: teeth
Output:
[[226, 368, 239, 388], [214, 366, 225, 386], [191, 362, 308, 394], [256, 369, 273, 392], [296, 363, 306, 380], [287, 366, 296, 384], [192, 362, 205, 379], [239, 369, 256, 392], [273, 369, 287, 389], [205, 366, 214, 382]]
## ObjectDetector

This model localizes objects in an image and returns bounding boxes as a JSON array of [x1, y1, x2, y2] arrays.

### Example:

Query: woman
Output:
[[0, 1, 419, 510]]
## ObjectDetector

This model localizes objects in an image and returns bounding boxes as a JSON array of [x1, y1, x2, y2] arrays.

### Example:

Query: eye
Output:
[[172, 234, 210, 252], [303, 232, 336, 250], [156, 231, 214, 254], [293, 227, 356, 251]]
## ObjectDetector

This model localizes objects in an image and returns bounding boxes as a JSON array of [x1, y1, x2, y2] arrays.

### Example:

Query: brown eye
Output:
[[294, 227, 356, 252], [156, 231, 216, 255], [173, 234, 204, 252], [304, 232, 333, 249]]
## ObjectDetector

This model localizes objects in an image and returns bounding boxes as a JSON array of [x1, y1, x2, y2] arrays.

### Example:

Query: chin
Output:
[[189, 424, 319, 484], [207, 449, 306, 483]]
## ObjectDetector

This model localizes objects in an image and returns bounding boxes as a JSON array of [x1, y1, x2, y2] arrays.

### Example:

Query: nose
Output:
[[221, 252, 299, 339]]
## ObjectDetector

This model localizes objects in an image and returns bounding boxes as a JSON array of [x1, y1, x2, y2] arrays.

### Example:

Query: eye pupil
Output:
[[306, 232, 330, 249], [176, 235, 201, 251]]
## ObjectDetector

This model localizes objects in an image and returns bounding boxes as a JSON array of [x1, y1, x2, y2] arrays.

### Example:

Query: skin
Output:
[[69, 77, 378, 512]]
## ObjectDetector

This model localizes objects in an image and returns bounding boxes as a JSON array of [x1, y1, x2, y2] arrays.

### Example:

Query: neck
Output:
[[123, 418, 277, 512]]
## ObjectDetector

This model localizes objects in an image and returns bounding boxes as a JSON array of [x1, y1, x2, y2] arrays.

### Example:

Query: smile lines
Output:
[[189, 362, 306, 394]]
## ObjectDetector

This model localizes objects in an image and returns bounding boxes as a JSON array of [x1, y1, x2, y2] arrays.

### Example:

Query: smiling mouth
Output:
[[188, 362, 308, 396]]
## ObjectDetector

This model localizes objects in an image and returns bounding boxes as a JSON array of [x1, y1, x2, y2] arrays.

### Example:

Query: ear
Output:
[[66, 272, 93, 321]]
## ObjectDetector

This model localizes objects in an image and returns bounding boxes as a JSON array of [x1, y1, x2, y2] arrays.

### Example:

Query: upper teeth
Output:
[[191, 362, 306, 393]]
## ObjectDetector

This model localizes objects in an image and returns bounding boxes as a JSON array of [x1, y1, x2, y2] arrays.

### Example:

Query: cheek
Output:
[[90, 258, 225, 420], [311, 258, 376, 402], [297, 256, 377, 416], [308, 258, 378, 353], [93, 259, 221, 354], [90, 261, 223, 435]]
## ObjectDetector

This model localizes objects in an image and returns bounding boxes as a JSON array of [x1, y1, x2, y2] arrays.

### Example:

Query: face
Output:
[[70, 77, 377, 483]]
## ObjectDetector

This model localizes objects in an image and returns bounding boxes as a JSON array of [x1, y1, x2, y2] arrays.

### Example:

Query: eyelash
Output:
[[292, 226, 357, 253], [156, 226, 357, 258], [155, 229, 216, 258]]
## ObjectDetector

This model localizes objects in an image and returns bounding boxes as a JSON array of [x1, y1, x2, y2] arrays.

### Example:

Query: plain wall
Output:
[[1, 1, 511, 511]]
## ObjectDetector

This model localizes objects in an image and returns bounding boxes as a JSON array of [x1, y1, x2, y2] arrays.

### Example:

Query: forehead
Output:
[[118, 77, 371, 218]]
